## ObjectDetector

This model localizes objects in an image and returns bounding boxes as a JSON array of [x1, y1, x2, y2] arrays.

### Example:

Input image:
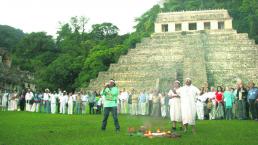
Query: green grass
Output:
[[0, 111, 258, 145]]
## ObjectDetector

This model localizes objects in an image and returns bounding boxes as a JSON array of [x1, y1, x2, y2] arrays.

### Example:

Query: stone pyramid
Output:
[[86, 10, 258, 92]]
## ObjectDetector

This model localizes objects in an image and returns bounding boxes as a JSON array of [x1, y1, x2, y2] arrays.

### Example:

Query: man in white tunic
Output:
[[177, 78, 200, 133], [60, 91, 68, 114]]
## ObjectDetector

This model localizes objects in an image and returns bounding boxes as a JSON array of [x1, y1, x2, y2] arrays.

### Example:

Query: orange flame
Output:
[[157, 128, 160, 133], [148, 130, 152, 135]]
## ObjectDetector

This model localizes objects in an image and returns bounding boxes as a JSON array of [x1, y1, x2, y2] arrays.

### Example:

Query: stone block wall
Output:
[[86, 29, 258, 91]]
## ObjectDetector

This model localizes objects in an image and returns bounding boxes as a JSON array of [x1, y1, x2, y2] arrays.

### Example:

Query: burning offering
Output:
[[128, 127, 181, 139]]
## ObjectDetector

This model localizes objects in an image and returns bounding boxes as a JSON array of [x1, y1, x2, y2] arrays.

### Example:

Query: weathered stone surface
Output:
[[85, 10, 258, 92]]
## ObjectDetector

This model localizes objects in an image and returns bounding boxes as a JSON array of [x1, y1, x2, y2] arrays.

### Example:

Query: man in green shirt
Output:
[[101, 79, 120, 132]]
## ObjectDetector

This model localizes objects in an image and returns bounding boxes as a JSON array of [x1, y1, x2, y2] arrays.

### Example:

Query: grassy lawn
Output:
[[0, 111, 258, 145]]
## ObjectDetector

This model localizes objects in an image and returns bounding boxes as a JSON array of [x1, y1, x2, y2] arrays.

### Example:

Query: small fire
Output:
[[157, 128, 160, 133], [144, 130, 152, 136]]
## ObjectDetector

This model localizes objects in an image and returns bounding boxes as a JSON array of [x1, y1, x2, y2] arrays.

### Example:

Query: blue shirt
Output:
[[248, 87, 258, 100], [138, 93, 146, 103]]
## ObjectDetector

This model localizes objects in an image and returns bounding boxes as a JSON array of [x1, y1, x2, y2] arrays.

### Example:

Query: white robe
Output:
[[25, 92, 33, 111], [196, 93, 208, 120], [60, 95, 68, 114], [178, 85, 200, 125], [50, 94, 57, 114], [2, 93, 9, 109], [168, 89, 182, 122]]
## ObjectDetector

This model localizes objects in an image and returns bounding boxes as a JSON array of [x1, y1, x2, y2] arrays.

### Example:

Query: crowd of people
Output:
[[1, 78, 258, 133], [0, 88, 103, 115]]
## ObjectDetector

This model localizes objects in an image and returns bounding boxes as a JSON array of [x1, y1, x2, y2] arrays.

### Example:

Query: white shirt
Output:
[[120, 91, 129, 101], [60, 95, 68, 104], [50, 93, 57, 104], [81, 95, 88, 102], [97, 97, 103, 106], [25, 92, 33, 101], [43, 93, 51, 101], [148, 93, 153, 101]]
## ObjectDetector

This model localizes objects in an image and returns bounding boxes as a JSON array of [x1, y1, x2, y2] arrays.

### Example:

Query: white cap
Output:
[[174, 80, 181, 84], [185, 78, 191, 81]]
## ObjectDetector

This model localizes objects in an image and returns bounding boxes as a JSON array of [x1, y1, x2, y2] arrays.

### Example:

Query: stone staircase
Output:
[[86, 29, 258, 92]]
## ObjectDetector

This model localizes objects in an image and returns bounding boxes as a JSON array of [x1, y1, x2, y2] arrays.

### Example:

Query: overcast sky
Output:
[[0, 0, 162, 36]]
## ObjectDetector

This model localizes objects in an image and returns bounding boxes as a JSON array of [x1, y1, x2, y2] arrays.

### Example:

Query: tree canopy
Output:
[[1, 0, 258, 91]]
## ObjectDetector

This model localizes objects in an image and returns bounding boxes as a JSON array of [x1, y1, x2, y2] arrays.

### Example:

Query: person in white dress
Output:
[[10, 90, 18, 111], [206, 87, 216, 120], [196, 87, 208, 120], [50, 91, 58, 114], [177, 78, 200, 133], [68, 93, 74, 115], [25, 89, 34, 112], [2, 91, 9, 111], [160, 93, 166, 118], [119, 88, 129, 114], [168, 80, 182, 131]]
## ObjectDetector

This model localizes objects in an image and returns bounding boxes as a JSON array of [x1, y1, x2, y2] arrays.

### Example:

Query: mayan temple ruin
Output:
[[0, 47, 34, 91], [86, 9, 258, 92]]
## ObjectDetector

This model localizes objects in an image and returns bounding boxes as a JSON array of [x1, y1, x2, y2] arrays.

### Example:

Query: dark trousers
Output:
[[249, 99, 258, 120], [97, 105, 102, 114], [225, 108, 232, 120], [238, 100, 247, 119], [89, 103, 95, 114], [20, 100, 25, 111], [57, 102, 60, 113], [148, 100, 153, 116], [101, 107, 120, 130]]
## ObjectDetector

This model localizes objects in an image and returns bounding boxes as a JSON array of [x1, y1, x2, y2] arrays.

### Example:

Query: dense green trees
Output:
[[1, 0, 257, 91], [0, 25, 24, 51]]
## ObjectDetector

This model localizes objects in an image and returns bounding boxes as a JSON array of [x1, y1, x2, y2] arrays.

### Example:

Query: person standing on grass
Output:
[[151, 90, 161, 117], [81, 91, 88, 114], [131, 89, 138, 115], [215, 86, 224, 119], [60, 91, 68, 114], [25, 89, 33, 112], [127, 89, 133, 115], [223, 87, 234, 120], [101, 79, 120, 132], [177, 78, 200, 133], [88, 91, 96, 114], [2, 90, 9, 111], [148, 89, 154, 116], [19, 90, 26, 111], [50, 91, 57, 114], [138, 90, 147, 115], [168, 80, 182, 132], [160, 92, 166, 118], [119, 88, 129, 114], [75, 92, 82, 115], [247, 81, 258, 121], [236, 83, 248, 120], [68, 93, 74, 115], [43, 89, 51, 113]]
